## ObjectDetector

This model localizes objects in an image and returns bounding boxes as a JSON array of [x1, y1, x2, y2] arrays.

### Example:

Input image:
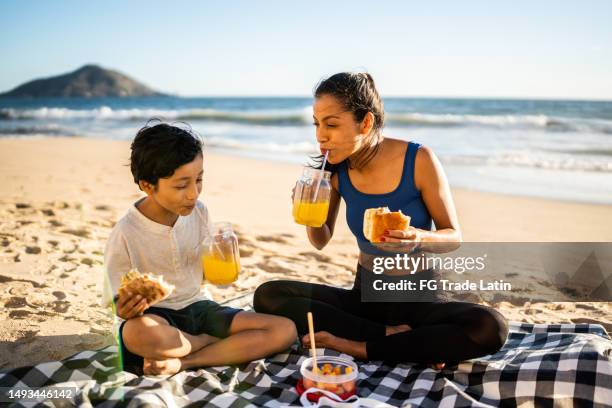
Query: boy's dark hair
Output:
[[130, 120, 203, 186]]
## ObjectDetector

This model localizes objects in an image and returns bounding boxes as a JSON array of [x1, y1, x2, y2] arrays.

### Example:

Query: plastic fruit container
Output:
[[297, 356, 358, 401]]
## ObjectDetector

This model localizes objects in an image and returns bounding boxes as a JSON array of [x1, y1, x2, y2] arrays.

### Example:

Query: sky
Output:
[[1, 0, 611, 99]]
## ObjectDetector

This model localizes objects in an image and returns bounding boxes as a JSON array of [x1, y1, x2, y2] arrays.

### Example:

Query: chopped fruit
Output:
[[343, 381, 356, 393], [302, 360, 357, 397], [326, 383, 341, 393]]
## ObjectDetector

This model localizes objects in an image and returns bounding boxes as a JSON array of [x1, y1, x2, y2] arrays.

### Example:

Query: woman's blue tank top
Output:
[[337, 141, 433, 256]]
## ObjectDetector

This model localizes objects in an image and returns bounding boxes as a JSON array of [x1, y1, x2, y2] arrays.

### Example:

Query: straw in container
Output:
[[312, 150, 329, 201], [307, 312, 318, 374]]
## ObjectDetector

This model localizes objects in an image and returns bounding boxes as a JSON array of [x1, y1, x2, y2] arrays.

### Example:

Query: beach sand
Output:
[[0, 137, 611, 369]]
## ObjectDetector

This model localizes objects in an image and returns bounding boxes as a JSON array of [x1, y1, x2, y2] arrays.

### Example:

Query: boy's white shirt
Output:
[[103, 198, 212, 312]]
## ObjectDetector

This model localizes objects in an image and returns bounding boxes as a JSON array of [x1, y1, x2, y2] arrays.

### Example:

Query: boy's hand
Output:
[[116, 291, 148, 320]]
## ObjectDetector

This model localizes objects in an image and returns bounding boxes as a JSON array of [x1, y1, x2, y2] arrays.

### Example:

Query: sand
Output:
[[0, 137, 610, 369]]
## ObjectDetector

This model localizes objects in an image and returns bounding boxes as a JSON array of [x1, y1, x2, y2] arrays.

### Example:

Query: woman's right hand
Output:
[[116, 291, 148, 320]]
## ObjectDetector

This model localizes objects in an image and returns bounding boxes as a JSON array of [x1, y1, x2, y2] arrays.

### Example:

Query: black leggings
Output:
[[253, 266, 508, 364]]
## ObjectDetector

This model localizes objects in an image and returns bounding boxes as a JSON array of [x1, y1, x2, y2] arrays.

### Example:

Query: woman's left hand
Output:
[[374, 226, 424, 253]]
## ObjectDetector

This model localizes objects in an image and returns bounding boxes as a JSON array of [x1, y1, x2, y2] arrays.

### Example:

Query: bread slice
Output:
[[363, 207, 411, 243], [118, 268, 175, 306]]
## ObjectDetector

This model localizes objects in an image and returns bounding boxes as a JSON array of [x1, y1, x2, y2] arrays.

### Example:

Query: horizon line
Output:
[[145, 94, 612, 103], [1, 93, 610, 103]]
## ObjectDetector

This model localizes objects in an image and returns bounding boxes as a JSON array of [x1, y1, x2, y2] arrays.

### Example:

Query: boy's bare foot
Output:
[[143, 357, 183, 376], [385, 324, 411, 336]]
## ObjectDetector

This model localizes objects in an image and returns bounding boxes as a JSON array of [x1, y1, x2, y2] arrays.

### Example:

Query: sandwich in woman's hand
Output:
[[118, 269, 175, 306], [363, 207, 411, 243]]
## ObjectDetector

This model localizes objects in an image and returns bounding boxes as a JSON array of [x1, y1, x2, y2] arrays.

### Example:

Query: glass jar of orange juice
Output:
[[201, 222, 240, 285], [292, 167, 331, 228]]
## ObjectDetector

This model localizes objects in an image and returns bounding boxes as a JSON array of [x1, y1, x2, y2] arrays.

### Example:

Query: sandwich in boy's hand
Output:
[[363, 207, 411, 243], [118, 268, 175, 306]]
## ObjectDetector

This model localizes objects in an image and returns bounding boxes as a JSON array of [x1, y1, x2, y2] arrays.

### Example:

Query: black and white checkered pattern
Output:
[[1, 321, 610, 407]]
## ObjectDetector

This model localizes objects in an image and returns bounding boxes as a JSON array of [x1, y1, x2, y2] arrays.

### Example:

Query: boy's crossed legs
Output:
[[122, 310, 297, 375]]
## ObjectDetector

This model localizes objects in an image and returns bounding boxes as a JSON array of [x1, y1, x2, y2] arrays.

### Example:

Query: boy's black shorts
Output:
[[119, 300, 242, 375]]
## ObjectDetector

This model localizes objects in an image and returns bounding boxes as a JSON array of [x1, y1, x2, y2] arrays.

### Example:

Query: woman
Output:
[[254, 72, 508, 367]]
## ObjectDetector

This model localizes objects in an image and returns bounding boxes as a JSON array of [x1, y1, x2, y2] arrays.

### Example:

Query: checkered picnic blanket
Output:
[[1, 317, 611, 407]]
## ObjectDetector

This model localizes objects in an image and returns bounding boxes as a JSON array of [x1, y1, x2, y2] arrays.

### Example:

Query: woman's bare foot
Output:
[[143, 357, 183, 375], [299, 328, 444, 369], [301, 331, 339, 349], [385, 324, 411, 336]]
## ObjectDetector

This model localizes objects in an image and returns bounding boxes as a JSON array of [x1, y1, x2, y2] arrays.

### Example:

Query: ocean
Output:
[[1, 96, 611, 204]]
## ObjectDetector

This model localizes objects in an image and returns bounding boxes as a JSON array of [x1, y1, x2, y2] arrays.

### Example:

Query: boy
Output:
[[104, 122, 297, 375]]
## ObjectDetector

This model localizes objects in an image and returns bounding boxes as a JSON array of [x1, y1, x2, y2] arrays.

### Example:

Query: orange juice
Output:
[[293, 201, 330, 227], [202, 255, 240, 285]]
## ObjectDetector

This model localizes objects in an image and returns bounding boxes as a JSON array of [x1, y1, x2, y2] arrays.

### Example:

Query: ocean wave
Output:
[[2, 106, 612, 134], [386, 113, 612, 133], [206, 138, 612, 172], [205, 137, 316, 154], [441, 153, 612, 172], [0, 106, 312, 126], [542, 148, 612, 157], [0, 124, 75, 136]]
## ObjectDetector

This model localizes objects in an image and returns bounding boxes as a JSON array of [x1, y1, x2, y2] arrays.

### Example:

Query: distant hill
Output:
[[0, 65, 167, 98]]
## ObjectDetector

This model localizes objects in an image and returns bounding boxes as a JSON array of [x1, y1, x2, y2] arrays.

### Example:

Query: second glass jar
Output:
[[201, 222, 241, 285]]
